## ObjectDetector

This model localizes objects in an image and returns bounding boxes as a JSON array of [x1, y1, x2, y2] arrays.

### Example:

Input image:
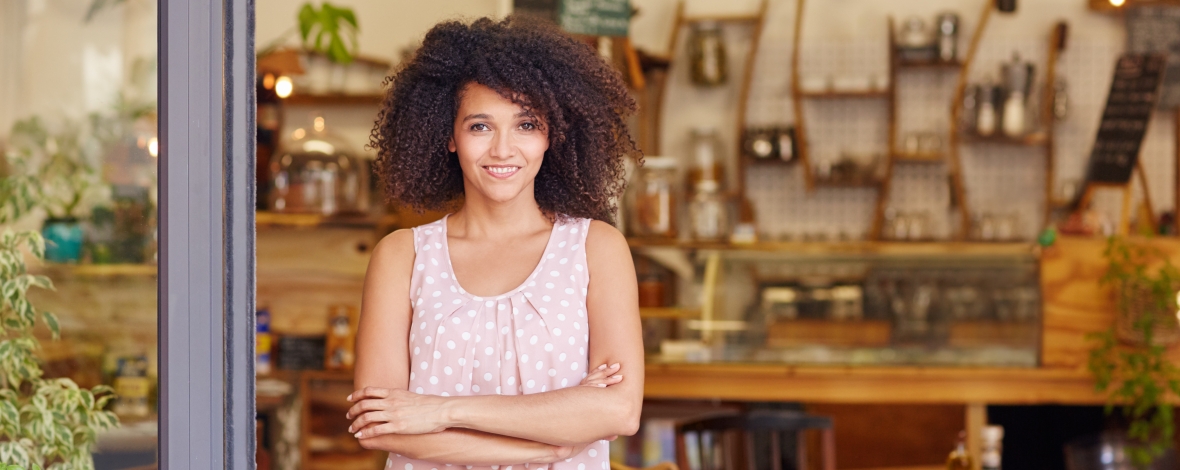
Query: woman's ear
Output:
[[448, 137, 457, 153]]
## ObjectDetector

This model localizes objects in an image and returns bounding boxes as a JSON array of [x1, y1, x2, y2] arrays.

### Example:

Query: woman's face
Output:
[[448, 83, 549, 205]]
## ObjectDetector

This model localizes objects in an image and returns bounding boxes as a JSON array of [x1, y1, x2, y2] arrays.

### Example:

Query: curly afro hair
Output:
[[369, 16, 639, 223]]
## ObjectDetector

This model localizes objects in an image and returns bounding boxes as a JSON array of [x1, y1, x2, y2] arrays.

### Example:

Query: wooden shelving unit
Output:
[[282, 93, 384, 106], [627, 237, 1035, 259], [34, 263, 158, 278], [661, 0, 770, 198], [798, 90, 890, 99], [255, 210, 398, 230]]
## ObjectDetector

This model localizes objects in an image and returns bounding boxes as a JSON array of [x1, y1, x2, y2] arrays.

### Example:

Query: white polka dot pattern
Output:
[[391, 215, 601, 470]]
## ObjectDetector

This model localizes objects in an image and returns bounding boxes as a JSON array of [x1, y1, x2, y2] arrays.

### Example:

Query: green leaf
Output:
[[41, 312, 58, 340], [298, 4, 317, 42]]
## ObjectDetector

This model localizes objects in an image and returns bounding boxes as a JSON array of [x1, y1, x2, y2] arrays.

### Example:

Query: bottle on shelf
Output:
[[629, 156, 679, 239], [981, 425, 1004, 470], [946, 431, 973, 470], [689, 180, 730, 242], [688, 126, 725, 189]]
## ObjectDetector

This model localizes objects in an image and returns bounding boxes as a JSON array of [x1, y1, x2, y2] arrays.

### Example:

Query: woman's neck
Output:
[[450, 189, 551, 240]]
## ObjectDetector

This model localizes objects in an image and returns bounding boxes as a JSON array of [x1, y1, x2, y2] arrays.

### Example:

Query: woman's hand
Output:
[[346, 387, 452, 438], [579, 363, 623, 388], [579, 363, 624, 442]]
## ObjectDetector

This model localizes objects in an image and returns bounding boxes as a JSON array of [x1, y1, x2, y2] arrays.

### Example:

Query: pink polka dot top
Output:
[[387, 214, 609, 470]]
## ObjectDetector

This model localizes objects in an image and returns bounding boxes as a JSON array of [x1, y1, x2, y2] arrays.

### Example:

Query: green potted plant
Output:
[[257, 2, 359, 93], [1087, 236, 1180, 467], [0, 156, 119, 468], [5, 117, 104, 264]]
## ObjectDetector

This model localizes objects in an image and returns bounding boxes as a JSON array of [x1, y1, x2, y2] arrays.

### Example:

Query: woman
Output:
[[346, 17, 645, 470]]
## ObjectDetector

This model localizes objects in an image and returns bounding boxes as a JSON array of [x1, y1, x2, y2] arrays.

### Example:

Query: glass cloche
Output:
[[269, 115, 370, 215]]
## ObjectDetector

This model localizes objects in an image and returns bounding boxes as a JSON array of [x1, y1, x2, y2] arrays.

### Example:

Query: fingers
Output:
[[353, 422, 404, 440], [348, 410, 389, 434], [346, 396, 392, 420], [346, 386, 391, 402], [579, 363, 611, 385]]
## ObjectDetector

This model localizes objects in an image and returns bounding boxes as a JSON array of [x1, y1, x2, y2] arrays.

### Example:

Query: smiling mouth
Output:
[[484, 166, 520, 179]]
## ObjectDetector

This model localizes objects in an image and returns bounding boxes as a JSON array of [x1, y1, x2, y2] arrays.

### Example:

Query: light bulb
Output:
[[148, 137, 159, 158], [275, 75, 293, 98], [1110, 0, 1126, 6]]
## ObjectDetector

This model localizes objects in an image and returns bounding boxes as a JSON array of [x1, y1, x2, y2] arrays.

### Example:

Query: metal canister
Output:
[[937, 13, 959, 62]]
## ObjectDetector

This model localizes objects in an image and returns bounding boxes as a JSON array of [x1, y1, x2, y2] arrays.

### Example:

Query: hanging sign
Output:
[[1084, 53, 1166, 184]]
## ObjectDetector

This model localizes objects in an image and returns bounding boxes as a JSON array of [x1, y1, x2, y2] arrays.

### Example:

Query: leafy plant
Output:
[[298, 2, 359, 64], [1, 139, 120, 467], [6, 118, 101, 222], [258, 2, 360, 64], [1087, 236, 1180, 467]]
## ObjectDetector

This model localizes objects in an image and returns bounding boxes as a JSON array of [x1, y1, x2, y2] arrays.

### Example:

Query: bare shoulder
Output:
[[584, 220, 633, 275], [585, 220, 628, 255], [368, 228, 416, 275]]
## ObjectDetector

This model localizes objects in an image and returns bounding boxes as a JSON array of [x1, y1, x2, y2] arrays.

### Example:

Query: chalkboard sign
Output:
[[560, 0, 629, 37], [1127, 6, 1180, 108], [1084, 53, 1166, 184], [514, 0, 629, 37]]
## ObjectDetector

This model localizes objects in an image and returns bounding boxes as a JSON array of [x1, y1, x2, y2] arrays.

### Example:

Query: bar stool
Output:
[[674, 410, 835, 470]]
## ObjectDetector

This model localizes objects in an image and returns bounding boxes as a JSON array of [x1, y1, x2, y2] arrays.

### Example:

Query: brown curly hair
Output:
[[369, 16, 639, 223]]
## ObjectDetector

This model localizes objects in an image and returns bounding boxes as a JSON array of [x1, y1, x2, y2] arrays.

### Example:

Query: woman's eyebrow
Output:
[[461, 113, 491, 122]]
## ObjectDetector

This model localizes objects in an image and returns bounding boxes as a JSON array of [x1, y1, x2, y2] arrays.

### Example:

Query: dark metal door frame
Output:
[[159, 0, 256, 467]]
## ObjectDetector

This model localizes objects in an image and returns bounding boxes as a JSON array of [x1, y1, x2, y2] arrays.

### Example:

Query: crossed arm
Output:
[[349, 222, 644, 464]]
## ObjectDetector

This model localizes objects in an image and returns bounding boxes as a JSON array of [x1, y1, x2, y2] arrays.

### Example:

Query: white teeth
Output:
[[487, 167, 517, 175]]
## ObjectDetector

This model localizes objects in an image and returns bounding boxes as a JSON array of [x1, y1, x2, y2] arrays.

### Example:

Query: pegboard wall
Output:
[[666, 0, 1178, 241]]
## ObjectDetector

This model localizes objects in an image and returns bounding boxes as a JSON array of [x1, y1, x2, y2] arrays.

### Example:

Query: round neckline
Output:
[[439, 213, 560, 301]]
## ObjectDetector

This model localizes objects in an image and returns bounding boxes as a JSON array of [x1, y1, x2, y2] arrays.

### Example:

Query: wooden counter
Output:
[[644, 236, 1180, 405]]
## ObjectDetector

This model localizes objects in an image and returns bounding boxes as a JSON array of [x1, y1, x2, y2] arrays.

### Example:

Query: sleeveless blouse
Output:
[[385, 214, 609, 470]]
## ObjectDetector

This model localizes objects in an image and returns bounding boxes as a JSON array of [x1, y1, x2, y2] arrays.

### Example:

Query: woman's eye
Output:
[[520, 122, 536, 131], [470, 123, 489, 132]]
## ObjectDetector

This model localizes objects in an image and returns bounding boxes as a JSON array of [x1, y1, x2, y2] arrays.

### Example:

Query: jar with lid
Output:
[[689, 179, 729, 242], [689, 126, 725, 188], [270, 114, 370, 215], [628, 156, 679, 239], [688, 21, 727, 86]]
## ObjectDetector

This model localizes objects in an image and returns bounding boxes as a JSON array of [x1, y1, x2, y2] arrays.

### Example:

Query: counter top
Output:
[[644, 362, 1104, 404]]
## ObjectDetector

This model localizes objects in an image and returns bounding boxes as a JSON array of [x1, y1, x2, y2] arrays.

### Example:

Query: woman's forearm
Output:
[[359, 428, 571, 466], [442, 385, 638, 447]]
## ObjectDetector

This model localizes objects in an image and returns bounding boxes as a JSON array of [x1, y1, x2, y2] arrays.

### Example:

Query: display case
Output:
[[635, 241, 1041, 368]]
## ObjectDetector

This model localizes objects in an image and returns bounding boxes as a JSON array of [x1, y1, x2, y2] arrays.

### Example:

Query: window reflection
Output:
[[1, 1, 158, 468]]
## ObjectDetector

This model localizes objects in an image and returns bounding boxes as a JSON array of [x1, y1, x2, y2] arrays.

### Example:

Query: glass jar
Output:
[[269, 115, 370, 215], [689, 180, 729, 242], [688, 126, 725, 188], [629, 156, 679, 238], [688, 21, 727, 86]]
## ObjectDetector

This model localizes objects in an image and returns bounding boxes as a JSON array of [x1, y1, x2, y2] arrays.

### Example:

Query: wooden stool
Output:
[[675, 410, 835, 470]]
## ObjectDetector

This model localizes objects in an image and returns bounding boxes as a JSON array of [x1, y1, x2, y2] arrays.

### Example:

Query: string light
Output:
[[275, 75, 293, 98], [148, 137, 158, 158], [262, 73, 276, 90]]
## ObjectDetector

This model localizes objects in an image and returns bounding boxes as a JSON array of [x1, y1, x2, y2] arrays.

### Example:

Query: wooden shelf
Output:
[[644, 362, 1108, 405], [627, 238, 1036, 258], [640, 307, 700, 319], [799, 89, 889, 99], [682, 13, 761, 23], [35, 263, 157, 277], [960, 131, 1048, 146], [813, 178, 884, 189], [891, 152, 945, 163], [256, 211, 397, 229], [896, 59, 962, 69], [282, 93, 383, 106]]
